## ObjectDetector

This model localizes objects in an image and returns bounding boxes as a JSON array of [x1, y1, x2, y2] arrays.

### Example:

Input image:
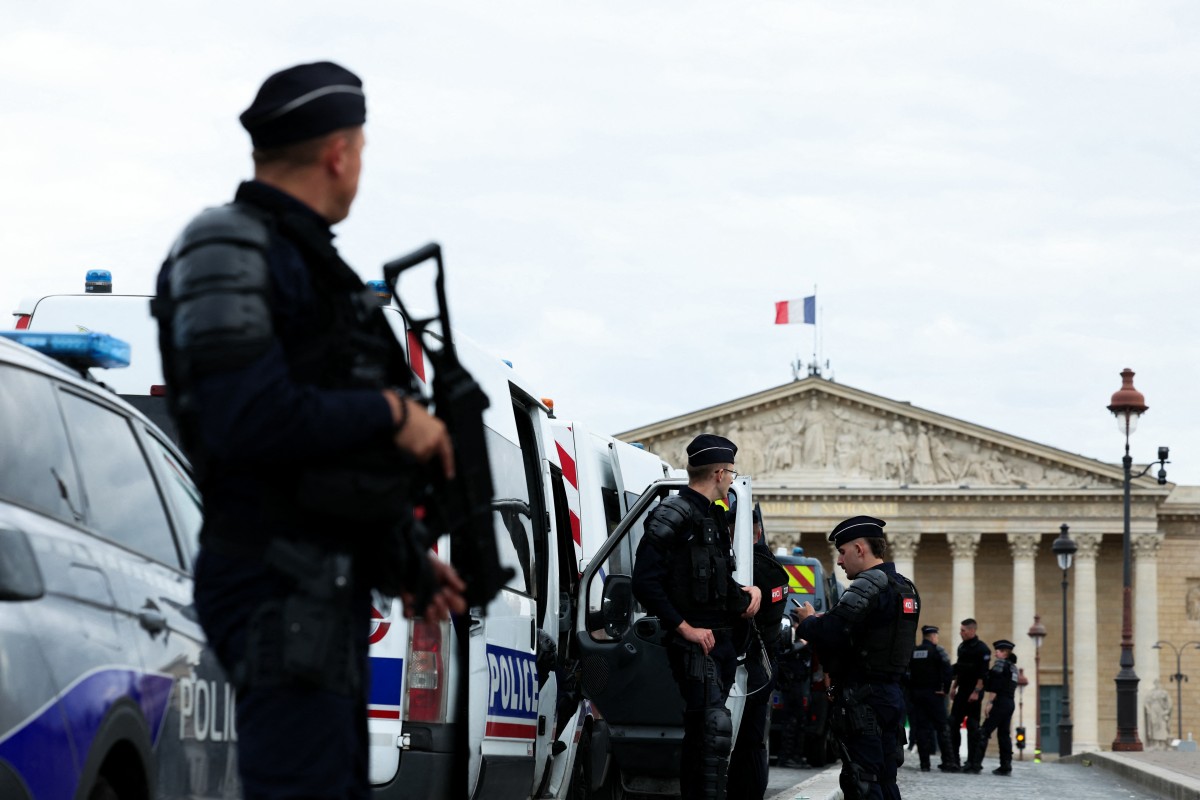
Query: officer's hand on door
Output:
[[740, 585, 762, 618]]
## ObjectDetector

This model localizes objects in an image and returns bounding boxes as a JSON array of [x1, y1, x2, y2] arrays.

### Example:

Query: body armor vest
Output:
[[852, 569, 920, 677], [987, 658, 1019, 698], [655, 496, 737, 615], [908, 641, 945, 689]]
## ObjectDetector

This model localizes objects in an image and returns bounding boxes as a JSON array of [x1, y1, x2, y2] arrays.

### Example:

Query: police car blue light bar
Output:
[[85, 269, 113, 294], [0, 331, 131, 369]]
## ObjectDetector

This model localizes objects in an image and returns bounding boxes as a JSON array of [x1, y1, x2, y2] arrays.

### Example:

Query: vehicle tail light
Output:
[[14, 315, 31, 330], [405, 619, 448, 723]]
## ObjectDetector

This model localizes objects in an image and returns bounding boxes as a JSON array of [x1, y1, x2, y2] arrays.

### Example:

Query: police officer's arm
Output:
[[795, 569, 888, 651], [739, 582, 762, 618]]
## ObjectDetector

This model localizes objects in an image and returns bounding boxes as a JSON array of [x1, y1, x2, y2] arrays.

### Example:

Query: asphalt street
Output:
[[769, 756, 1170, 800]]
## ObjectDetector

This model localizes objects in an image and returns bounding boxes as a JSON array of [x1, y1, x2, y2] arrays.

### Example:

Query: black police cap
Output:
[[828, 515, 886, 548], [240, 61, 366, 149], [993, 639, 1016, 651], [687, 434, 737, 467], [922, 625, 939, 635]]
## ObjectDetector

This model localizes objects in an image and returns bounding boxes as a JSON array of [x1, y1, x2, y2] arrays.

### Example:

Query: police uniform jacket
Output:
[[984, 656, 1019, 699], [954, 637, 992, 694], [796, 561, 918, 685], [908, 639, 953, 693], [632, 486, 749, 631], [156, 180, 403, 546]]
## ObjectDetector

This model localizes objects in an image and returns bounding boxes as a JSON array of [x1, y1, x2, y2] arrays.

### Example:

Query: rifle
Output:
[[382, 242, 514, 608], [383, 243, 512, 800]]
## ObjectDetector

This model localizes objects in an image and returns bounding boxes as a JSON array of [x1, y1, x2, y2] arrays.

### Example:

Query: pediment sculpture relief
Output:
[[641, 393, 1112, 489]]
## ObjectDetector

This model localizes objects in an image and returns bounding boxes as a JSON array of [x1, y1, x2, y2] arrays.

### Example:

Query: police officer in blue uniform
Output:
[[975, 639, 1019, 776], [794, 516, 920, 800], [907, 625, 955, 772], [632, 434, 761, 800], [154, 61, 466, 800]]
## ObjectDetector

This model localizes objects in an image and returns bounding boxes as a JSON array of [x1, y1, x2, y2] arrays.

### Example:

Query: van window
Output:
[[58, 391, 182, 568], [0, 365, 83, 524], [147, 435, 203, 564], [601, 487, 622, 536], [488, 427, 532, 595]]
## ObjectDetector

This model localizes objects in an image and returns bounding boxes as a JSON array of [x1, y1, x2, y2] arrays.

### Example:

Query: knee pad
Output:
[[704, 706, 734, 758]]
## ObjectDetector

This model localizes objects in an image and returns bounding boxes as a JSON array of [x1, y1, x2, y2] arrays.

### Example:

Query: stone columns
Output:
[[1008, 532, 1041, 740], [889, 533, 921, 584], [1133, 532, 1164, 692], [1072, 532, 1104, 752], [948, 532, 982, 630]]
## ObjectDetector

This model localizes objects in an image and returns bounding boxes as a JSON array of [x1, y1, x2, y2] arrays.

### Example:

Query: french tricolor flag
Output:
[[774, 296, 815, 325]]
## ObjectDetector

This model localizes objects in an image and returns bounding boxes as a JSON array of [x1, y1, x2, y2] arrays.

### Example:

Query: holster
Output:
[[236, 539, 359, 696], [829, 685, 880, 738]]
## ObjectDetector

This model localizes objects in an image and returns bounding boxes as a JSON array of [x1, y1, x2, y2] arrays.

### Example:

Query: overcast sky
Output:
[[4, 2, 1198, 484]]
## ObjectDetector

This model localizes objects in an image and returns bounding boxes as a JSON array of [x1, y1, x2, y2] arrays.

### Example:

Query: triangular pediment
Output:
[[616, 377, 1139, 491]]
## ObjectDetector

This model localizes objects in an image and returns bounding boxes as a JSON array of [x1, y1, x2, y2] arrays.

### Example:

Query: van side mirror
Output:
[[601, 574, 634, 637]]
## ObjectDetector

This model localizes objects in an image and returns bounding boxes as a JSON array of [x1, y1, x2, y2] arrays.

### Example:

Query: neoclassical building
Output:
[[617, 375, 1200, 752]]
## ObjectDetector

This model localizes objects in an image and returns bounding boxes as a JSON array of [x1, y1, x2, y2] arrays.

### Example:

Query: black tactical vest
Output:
[[908, 641, 945, 689], [987, 658, 1019, 698], [659, 496, 738, 615], [856, 571, 921, 677]]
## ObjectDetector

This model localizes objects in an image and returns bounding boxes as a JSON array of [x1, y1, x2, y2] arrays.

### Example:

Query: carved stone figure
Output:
[[859, 419, 886, 477], [1143, 679, 1173, 750], [800, 396, 829, 468], [881, 420, 911, 482], [912, 423, 936, 484], [929, 429, 958, 484]]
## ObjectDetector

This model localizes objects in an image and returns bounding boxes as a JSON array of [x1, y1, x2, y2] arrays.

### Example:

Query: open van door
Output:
[[574, 477, 755, 796]]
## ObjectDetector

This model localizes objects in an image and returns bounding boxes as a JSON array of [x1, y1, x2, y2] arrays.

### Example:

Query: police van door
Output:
[[472, 392, 555, 800], [574, 477, 754, 794]]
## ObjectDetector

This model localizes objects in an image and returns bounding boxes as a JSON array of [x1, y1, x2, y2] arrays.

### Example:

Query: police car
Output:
[[0, 331, 237, 800]]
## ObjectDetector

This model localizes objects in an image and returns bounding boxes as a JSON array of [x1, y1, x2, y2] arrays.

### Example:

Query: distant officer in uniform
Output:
[[728, 505, 789, 800], [976, 639, 1019, 775], [907, 625, 955, 772], [794, 516, 920, 800], [947, 619, 991, 773], [154, 61, 466, 800], [632, 434, 762, 800]]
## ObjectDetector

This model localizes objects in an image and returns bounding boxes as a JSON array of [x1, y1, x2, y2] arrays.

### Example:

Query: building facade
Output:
[[617, 376, 1200, 751]]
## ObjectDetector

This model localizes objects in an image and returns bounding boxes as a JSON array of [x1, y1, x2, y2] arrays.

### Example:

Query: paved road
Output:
[[769, 755, 1170, 799]]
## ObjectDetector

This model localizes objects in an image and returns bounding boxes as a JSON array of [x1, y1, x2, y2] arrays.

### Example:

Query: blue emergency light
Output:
[[366, 280, 391, 304], [0, 331, 131, 369], [85, 269, 113, 294]]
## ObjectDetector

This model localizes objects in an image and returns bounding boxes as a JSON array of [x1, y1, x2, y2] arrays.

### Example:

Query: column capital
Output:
[[1006, 532, 1041, 560], [947, 532, 982, 560], [1132, 531, 1165, 560], [889, 532, 921, 560], [1073, 531, 1104, 561]]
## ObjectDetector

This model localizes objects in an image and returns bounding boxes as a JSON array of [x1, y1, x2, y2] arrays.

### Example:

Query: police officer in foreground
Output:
[[907, 625, 955, 772], [154, 62, 467, 800], [975, 639, 1019, 775], [727, 505, 790, 800], [793, 516, 919, 800], [632, 434, 762, 800], [947, 618, 991, 773]]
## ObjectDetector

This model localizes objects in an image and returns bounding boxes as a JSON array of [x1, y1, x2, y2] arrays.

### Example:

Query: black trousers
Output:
[[947, 692, 982, 767], [836, 683, 905, 800], [667, 632, 738, 800], [908, 689, 953, 768], [978, 696, 1015, 769]]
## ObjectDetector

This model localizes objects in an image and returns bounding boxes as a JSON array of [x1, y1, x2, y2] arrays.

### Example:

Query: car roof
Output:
[[0, 336, 186, 460]]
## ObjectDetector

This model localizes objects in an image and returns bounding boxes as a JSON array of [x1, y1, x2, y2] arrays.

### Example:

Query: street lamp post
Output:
[[1017, 668, 1029, 760], [1029, 615, 1047, 759], [1153, 640, 1200, 741], [1053, 524, 1076, 758], [1107, 368, 1170, 751]]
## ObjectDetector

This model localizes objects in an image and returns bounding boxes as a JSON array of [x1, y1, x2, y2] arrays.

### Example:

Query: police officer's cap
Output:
[[922, 625, 939, 635], [993, 639, 1016, 651], [687, 434, 736, 467], [240, 61, 366, 149], [828, 515, 886, 547]]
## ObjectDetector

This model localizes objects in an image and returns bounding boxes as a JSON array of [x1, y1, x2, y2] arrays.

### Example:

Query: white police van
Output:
[[0, 331, 238, 800], [372, 301, 592, 799]]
